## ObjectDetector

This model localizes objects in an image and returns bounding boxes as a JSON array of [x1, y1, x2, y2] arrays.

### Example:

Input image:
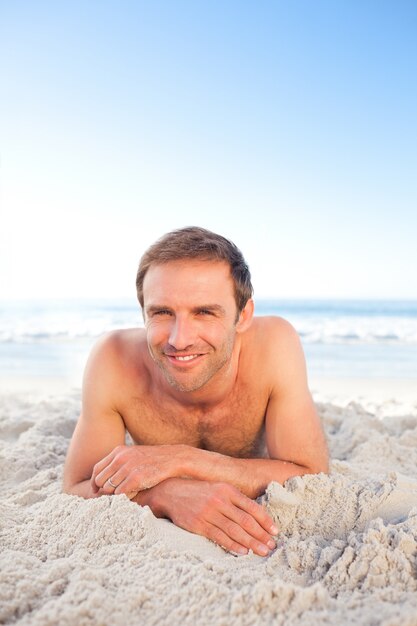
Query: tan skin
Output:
[[63, 260, 328, 556]]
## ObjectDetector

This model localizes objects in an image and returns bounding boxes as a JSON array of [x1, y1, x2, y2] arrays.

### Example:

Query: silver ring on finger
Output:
[[108, 477, 118, 489]]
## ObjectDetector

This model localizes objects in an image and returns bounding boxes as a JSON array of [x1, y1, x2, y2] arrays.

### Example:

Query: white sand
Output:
[[1, 384, 417, 625]]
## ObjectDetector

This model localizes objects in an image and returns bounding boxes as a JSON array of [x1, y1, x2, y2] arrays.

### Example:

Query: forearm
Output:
[[63, 479, 96, 498], [181, 448, 318, 498], [88, 441, 327, 500]]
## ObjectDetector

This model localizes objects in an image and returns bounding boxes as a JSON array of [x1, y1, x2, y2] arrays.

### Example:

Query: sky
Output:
[[0, 0, 416, 301]]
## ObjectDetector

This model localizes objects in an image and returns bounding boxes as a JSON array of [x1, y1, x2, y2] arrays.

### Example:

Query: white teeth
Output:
[[175, 355, 198, 361]]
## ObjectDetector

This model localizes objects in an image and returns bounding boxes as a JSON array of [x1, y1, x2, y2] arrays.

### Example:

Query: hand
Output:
[[91, 444, 185, 497], [154, 478, 278, 557]]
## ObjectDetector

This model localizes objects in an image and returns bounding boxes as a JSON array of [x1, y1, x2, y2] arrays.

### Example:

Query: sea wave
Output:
[[0, 301, 142, 344], [1, 313, 416, 345], [295, 316, 417, 345]]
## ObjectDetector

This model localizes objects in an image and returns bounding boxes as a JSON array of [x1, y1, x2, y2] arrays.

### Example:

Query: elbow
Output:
[[62, 478, 93, 499], [62, 480, 77, 496], [304, 455, 330, 477], [321, 458, 330, 475], [309, 462, 329, 476], [305, 439, 330, 476], [62, 472, 77, 495], [62, 477, 71, 495]]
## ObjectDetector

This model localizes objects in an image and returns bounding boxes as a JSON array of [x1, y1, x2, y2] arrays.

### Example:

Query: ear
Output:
[[236, 298, 254, 333]]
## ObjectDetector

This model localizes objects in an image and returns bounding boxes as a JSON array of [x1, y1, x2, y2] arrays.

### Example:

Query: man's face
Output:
[[143, 259, 244, 393]]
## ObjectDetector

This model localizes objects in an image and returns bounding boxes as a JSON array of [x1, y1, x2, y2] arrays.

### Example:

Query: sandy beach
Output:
[[1, 379, 417, 625]]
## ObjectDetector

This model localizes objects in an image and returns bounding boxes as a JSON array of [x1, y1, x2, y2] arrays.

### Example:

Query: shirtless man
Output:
[[63, 227, 328, 557]]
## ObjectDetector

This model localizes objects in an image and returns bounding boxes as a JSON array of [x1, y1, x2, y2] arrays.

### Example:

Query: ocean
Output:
[[1, 298, 416, 386]]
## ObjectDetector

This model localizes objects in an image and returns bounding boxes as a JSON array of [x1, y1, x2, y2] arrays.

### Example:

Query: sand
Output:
[[1, 384, 417, 625]]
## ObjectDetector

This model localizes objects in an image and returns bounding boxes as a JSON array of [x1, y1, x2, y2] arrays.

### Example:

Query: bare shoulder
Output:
[[249, 315, 301, 351], [89, 327, 148, 359], [244, 316, 307, 391], [83, 328, 148, 396]]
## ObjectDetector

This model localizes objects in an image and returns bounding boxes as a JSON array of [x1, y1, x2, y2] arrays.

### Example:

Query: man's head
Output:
[[136, 226, 253, 315]]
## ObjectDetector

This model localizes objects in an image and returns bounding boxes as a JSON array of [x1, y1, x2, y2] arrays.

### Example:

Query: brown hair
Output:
[[136, 226, 253, 313]]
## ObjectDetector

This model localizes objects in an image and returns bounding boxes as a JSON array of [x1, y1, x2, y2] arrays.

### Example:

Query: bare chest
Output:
[[121, 387, 269, 459]]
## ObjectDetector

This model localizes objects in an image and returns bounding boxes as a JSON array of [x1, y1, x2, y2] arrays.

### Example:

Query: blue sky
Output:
[[1, 1, 416, 300]]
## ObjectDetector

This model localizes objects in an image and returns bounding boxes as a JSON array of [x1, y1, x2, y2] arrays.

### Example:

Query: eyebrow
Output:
[[192, 304, 226, 315], [145, 304, 226, 316], [145, 305, 172, 316]]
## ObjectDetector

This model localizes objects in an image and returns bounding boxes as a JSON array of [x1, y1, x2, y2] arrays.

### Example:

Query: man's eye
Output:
[[198, 309, 213, 316], [153, 310, 171, 316]]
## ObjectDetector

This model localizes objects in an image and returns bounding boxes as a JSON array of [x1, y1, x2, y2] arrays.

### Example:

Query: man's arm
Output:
[[93, 319, 328, 498], [63, 333, 127, 497]]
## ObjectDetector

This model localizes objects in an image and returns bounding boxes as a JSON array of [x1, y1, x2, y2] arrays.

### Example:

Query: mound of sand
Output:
[[1, 392, 417, 625]]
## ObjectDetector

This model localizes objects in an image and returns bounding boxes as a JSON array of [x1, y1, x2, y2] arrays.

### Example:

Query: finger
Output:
[[114, 470, 153, 495], [97, 466, 145, 495], [210, 510, 274, 557], [94, 458, 127, 488], [204, 523, 249, 555], [100, 477, 117, 494], [97, 468, 127, 493], [205, 519, 273, 557], [90, 474, 99, 494], [114, 467, 166, 495], [232, 492, 279, 536], [92, 461, 115, 488], [217, 494, 278, 553], [92, 449, 118, 476]]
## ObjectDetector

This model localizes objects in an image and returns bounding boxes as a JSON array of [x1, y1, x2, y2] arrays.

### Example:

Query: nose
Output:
[[168, 316, 196, 351]]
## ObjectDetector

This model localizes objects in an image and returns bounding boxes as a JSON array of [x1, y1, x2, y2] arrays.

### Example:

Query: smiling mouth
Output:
[[172, 354, 199, 361], [165, 353, 203, 364]]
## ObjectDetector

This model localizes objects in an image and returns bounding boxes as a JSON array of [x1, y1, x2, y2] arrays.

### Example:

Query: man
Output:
[[63, 226, 328, 557]]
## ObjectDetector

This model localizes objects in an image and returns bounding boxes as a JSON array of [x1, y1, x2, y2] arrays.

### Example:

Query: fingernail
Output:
[[267, 539, 276, 550], [270, 524, 279, 534], [237, 547, 248, 555], [258, 545, 269, 556]]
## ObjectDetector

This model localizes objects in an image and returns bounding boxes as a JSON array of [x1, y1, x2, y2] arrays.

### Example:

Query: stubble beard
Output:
[[149, 333, 236, 393]]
